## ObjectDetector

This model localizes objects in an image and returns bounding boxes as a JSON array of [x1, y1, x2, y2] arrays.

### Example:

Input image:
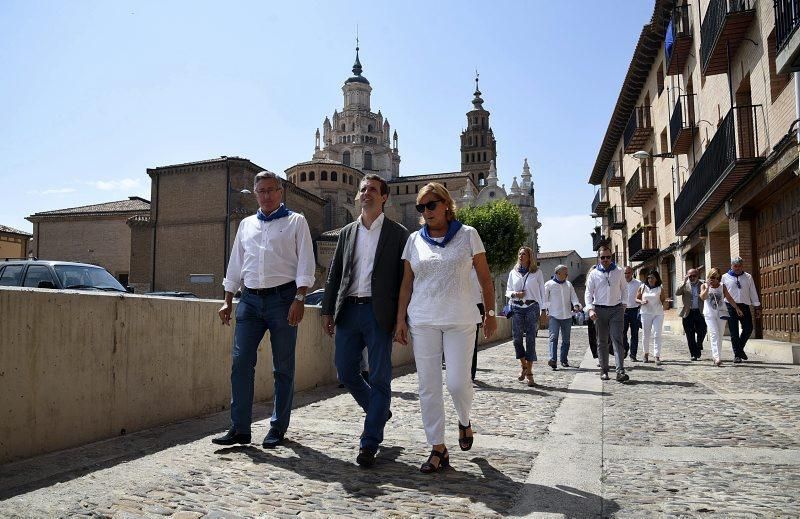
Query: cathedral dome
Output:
[[345, 46, 370, 85]]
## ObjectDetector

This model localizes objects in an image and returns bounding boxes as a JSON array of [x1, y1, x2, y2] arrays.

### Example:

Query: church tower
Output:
[[460, 74, 497, 189]]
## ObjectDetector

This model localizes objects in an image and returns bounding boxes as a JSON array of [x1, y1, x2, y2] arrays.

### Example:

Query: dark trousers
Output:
[[587, 319, 598, 358], [726, 304, 753, 357], [595, 305, 626, 374], [682, 308, 707, 358], [623, 307, 640, 358]]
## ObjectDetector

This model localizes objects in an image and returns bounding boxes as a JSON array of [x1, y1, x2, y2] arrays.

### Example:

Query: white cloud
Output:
[[88, 178, 142, 191], [28, 187, 77, 195], [538, 214, 596, 258]]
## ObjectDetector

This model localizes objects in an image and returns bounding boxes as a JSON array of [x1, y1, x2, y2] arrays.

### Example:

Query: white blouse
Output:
[[402, 225, 485, 326], [505, 268, 545, 307], [639, 285, 664, 315]]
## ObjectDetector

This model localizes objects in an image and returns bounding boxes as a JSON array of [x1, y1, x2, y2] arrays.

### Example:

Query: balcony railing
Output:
[[591, 187, 609, 215], [605, 161, 624, 187], [700, 0, 757, 75], [629, 226, 659, 262], [670, 94, 697, 155], [674, 105, 765, 235], [607, 206, 626, 230], [666, 4, 693, 75], [623, 106, 653, 153], [775, 0, 800, 54], [626, 164, 657, 207], [591, 226, 607, 251]]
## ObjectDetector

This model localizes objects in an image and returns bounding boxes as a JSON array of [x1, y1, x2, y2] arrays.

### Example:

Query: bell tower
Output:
[[460, 72, 497, 188]]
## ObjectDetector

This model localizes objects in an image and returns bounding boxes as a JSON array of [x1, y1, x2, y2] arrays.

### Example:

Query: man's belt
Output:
[[594, 303, 622, 308], [513, 299, 535, 305], [244, 281, 296, 296], [345, 296, 372, 304]]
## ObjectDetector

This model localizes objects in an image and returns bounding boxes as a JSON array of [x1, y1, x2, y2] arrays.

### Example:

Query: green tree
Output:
[[456, 200, 527, 273]]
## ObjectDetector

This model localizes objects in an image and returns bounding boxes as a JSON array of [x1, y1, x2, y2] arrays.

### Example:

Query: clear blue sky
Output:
[[0, 1, 653, 257]]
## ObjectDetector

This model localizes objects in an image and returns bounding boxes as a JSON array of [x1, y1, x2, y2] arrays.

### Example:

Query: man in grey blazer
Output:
[[322, 174, 409, 468], [676, 268, 706, 360]]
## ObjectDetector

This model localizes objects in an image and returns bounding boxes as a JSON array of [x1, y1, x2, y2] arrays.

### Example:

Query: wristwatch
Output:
[[487, 309, 496, 317], [294, 293, 306, 302]]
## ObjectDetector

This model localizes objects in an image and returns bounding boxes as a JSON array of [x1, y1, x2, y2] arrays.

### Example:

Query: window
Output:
[[342, 151, 351, 166], [660, 128, 669, 154], [481, 135, 485, 146], [656, 65, 664, 96], [321, 171, 328, 181], [468, 136, 473, 146], [415, 185, 419, 193], [118, 273, 129, 286], [309, 171, 315, 181], [23, 265, 55, 288], [364, 151, 373, 170], [349, 176, 353, 185], [483, 152, 486, 161], [405, 185, 409, 194], [368, 124, 373, 132], [478, 173, 485, 186], [343, 173, 348, 183], [341, 124, 346, 132], [0, 265, 24, 286], [489, 191, 496, 198], [664, 194, 672, 225], [331, 171, 338, 182], [300, 172, 307, 182]]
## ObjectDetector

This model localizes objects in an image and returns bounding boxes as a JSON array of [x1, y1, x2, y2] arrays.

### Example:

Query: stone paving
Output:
[[1, 327, 799, 518]]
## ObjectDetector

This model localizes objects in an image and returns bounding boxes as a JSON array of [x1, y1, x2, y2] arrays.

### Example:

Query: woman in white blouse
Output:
[[636, 270, 670, 365], [700, 267, 743, 367], [505, 246, 545, 386], [395, 182, 496, 474]]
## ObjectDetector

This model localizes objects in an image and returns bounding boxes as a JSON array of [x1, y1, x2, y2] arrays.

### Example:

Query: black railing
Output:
[[591, 187, 607, 214], [628, 226, 659, 260], [607, 206, 625, 228], [625, 164, 654, 201], [623, 106, 652, 150], [701, 0, 753, 72], [591, 227, 606, 251], [670, 94, 696, 146], [605, 161, 622, 184], [776, 0, 800, 53], [674, 105, 760, 231], [666, 4, 693, 69]]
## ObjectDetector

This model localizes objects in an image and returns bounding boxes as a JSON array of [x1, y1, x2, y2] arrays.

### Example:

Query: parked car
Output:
[[144, 291, 199, 298], [304, 288, 325, 307], [0, 259, 129, 293]]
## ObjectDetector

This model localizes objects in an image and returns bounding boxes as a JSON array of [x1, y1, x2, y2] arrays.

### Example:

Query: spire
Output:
[[462, 185, 474, 206], [521, 157, 532, 192], [511, 176, 521, 195], [352, 41, 363, 77], [487, 160, 498, 187], [472, 70, 484, 109], [315, 128, 320, 151]]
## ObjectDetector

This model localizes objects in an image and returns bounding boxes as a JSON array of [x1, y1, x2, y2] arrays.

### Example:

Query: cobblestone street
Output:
[[1, 327, 799, 518]]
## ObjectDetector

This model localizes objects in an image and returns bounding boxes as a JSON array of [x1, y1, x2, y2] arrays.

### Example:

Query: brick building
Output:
[[26, 197, 150, 284], [590, 0, 800, 342], [0, 225, 32, 260]]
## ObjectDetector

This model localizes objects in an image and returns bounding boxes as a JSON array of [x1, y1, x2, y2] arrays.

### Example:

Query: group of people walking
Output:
[[210, 170, 764, 473]]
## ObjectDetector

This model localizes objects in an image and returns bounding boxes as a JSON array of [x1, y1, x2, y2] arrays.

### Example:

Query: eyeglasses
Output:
[[689, 275, 698, 278], [599, 255, 612, 260], [415, 199, 443, 213], [255, 188, 282, 195], [736, 279, 741, 289]]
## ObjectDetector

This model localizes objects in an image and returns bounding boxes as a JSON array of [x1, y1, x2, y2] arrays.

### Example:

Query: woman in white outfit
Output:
[[505, 247, 545, 386], [395, 182, 496, 474], [636, 270, 669, 365], [700, 267, 743, 366]]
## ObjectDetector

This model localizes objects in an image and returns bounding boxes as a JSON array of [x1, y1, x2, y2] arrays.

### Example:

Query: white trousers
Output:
[[704, 315, 725, 361], [410, 323, 475, 446], [641, 314, 664, 358]]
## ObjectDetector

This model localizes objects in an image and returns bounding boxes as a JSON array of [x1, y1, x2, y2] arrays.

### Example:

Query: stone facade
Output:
[[0, 225, 31, 260]]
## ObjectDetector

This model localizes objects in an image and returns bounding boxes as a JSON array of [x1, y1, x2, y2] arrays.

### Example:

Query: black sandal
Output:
[[420, 447, 449, 473], [458, 422, 474, 451]]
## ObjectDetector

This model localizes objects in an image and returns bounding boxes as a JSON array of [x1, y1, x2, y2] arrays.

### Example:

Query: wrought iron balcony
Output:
[[628, 226, 659, 262], [607, 206, 626, 230], [670, 94, 697, 155], [775, 0, 800, 73], [591, 226, 607, 251], [626, 164, 657, 207], [666, 4, 693, 75], [623, 106, 653, 154], [674, 105, 765, 235], [700, 0, 757, 76], [605, 161, 624, 187], [591, 187, 609, 215]]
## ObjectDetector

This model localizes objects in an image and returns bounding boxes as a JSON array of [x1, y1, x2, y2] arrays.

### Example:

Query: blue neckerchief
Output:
[[597, 262, 617, 273], [517, 266, 529, 274], [420, 220, 463, 248], [551, 275, 565, 284], [727, 269, 742, 278], [257, 204, 292, 222]]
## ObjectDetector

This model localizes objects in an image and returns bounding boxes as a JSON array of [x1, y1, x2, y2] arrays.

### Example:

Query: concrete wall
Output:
[[0, 287, 510, 463]]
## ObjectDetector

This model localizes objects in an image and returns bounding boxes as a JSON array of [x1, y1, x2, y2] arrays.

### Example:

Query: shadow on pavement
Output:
[[624, 379, 696, 387], [229, 441, 619, 516], [473, 379, 549, 397]]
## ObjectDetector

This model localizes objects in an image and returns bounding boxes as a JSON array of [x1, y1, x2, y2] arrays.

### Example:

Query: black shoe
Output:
[[356, 447, 377, 467], [262, 428, 285, 448], [548, 359, 557, 370], [734, 357, 742, 364], [740, 352, 748, 360], [560, 360, 570, 368], [211, 429, 251, 446], [616, 372, 630, 383], [600, 372, 610, 381], [630, 356, 638, 362], [691, 357, 697, 361]]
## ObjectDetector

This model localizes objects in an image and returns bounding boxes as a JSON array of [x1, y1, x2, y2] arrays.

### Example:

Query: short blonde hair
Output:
[[707, 267, 721, 280], [417, 182, 457, 223], [517, 246, 538, 272]]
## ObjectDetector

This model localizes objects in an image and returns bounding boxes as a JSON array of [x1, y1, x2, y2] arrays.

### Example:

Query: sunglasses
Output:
[[415, 199, 443, 213], [599, 255, 612, 260]]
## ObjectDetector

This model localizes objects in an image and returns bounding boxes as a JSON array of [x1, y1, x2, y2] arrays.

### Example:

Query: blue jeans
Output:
[[548, 317, 572, 362], [334, 302, 393, 451], [231, 287, 297, 435], [623, 307, 640, 358], [512, 303, 539, 361]]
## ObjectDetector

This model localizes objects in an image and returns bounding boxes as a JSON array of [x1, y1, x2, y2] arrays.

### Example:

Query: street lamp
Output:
[[632, 150, 674, 160]]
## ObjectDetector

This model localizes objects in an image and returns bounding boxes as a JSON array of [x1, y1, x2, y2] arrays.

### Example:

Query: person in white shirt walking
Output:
[[213, 171, 315, 448], [700, 267, 744, 367], [636, 270, 670, 366], [543, 265, 580, 369], [623, 266, 642, 362], [721, 257, 762, 363], [505, 246, 545, 386], [584, 245, 630, 382]]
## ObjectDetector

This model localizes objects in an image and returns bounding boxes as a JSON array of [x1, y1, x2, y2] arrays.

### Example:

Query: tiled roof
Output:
[[0, 224, 32, 236], [148, 156, 252, 170], [537, 250, 578, 259], [388, 171, 469, 183], [29, 197, 150, 218]]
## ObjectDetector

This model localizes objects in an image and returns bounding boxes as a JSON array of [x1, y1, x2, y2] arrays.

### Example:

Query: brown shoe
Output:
[[526, 365, 535, 387], [518, 359, 528, 381]]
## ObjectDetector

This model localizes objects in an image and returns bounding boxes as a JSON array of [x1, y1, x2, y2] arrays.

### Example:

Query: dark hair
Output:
[[361, 174, 388, 198], [646, 269, 663, 287]]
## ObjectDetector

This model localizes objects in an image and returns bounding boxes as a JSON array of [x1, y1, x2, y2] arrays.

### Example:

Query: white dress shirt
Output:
[[505, 268, 545, 307], [721, 271, 761, 306], [625, 279, 642, 308], [543, 279, 580, 319], [346, 213, 384, 297], [223, 211, 315, 294], [584, 266, 627, 311]]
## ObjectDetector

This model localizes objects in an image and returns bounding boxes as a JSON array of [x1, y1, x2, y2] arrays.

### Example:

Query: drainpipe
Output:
[[151, 173, 159, 291]]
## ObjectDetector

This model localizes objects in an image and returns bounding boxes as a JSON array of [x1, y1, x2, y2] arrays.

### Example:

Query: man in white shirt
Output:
[[213, 171, 315, 448], [585, 246, 630, 382], [321, 175, 409, 467], [623, 266, 642, 362], [721, 257, 762, 363], [543, 265, 580, 369]]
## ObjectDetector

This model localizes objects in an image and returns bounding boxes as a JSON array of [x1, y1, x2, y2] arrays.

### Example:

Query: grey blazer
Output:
[[321, 216, 409, 333], [675, 280, 705, 318]]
